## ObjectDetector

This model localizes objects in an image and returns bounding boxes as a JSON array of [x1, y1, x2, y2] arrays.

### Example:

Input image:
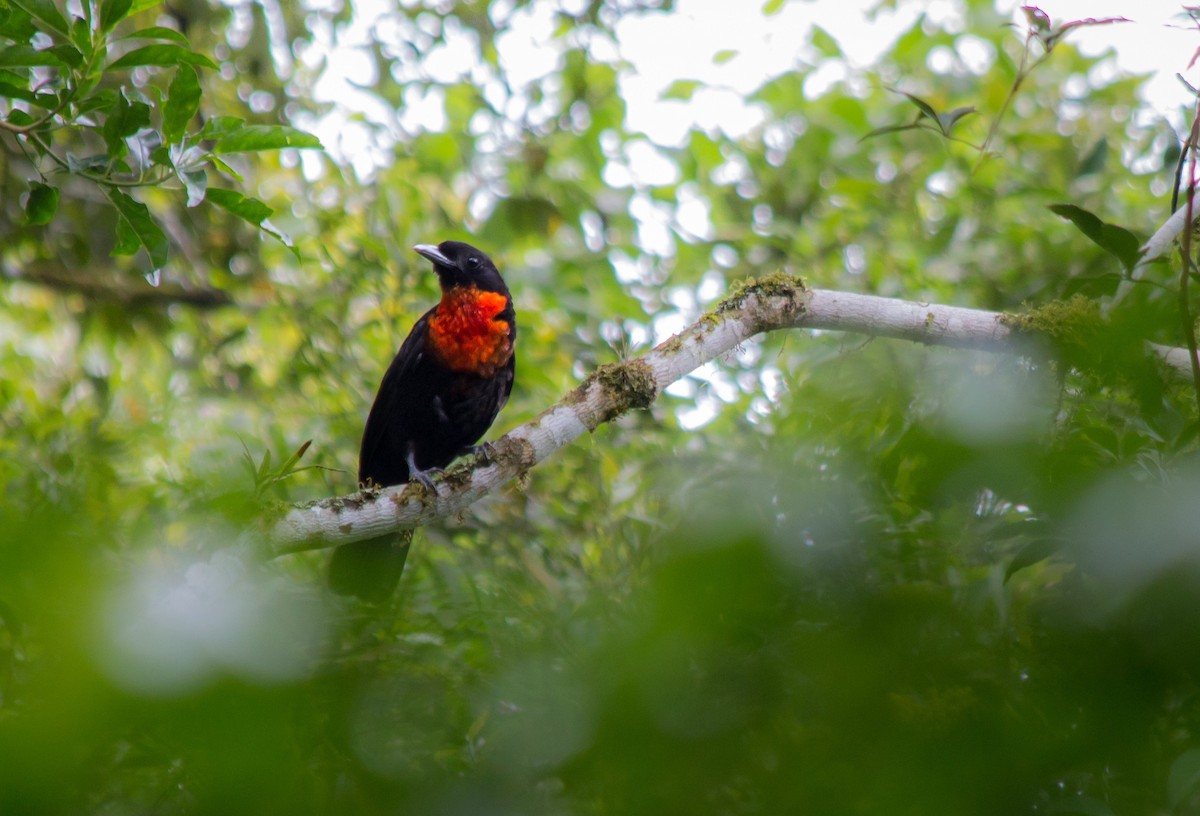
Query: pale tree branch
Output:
[[263, 278, 1198, 558]]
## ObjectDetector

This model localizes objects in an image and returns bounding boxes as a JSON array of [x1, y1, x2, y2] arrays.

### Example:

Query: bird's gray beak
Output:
[[413, 244, 452, 267]]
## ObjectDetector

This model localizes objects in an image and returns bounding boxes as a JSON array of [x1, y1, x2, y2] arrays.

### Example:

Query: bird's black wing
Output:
[[357, 308, 434, 486]]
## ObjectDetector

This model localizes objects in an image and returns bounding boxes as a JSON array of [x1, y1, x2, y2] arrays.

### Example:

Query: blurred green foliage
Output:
[[4, 1, 1200, 814]]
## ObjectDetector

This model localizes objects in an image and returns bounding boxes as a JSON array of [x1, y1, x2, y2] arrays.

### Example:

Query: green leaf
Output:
[[0, 5, 36, 40], [257, 448, 272, 482], [100, 0, 133, 33], [859, 122, 923, 142], [872, 90, 974, 140], [712, 49, 737, 65], [112, 212, 139, 257], [75, 88, 117, 115], [1049, 203, 1143, 272], [206, 188, 297, 255], [809, 25, 841, 58], [108, 44, 217, 70], [900, 91, 940, 124], [180, 170, 207, 208], [661, 80, 701, 102], [10, 0, 68, 38], [69, 14, 90, 53], [0, 79, 42, 105], [119, 25, 190, 46], [935, 105, 975, 135], [5, 109, 35, 127], [24, 182, 59, 225], [0, 46, 66, 67], [106, 189, 169, 269], [1004, 538, 1059, 582], [276, 440, 312, 482], [73, 65, 103, 98], [198, 115, 245, 140], [213, 125, 323, 153], [44, 43, 82, 67], [206, 188, 273, 226], [102, 90, 151, 159], [208, 154, 243, 182], [762, 0, 785, 15], [163, 65, 200, 144]]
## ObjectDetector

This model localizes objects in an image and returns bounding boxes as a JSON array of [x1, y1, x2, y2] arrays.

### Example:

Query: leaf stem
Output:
[[1178, 103, 1200, 417]]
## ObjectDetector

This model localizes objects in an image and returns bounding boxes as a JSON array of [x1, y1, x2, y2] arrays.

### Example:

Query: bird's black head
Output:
[[414, 241, 508, 294]]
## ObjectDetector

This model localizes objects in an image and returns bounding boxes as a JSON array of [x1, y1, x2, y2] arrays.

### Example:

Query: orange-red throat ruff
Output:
[[427, 285, 513, 376]]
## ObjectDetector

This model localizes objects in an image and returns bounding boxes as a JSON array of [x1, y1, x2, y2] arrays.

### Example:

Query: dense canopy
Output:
[[3, 1, 1200, 813]]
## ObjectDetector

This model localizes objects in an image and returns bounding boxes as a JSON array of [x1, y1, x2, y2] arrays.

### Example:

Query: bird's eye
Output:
[[466, 256, 481, 268]]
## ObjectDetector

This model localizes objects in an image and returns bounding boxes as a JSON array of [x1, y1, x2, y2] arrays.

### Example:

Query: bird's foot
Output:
[[408, 466, 442, 491], [465, 441, 498, 464], [404, 448, 442, 491]]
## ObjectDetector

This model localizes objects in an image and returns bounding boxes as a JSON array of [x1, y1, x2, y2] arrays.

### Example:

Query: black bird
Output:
[[328, 241, 516, 601]]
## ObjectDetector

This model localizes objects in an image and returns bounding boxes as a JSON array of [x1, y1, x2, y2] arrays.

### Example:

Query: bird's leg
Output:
[[405, 446, 441, 490]]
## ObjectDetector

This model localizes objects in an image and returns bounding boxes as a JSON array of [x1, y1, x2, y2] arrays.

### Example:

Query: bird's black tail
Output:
[[327, 530, 413, 602]]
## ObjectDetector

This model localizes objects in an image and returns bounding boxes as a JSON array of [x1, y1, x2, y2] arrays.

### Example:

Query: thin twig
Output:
[[974, 33, 1042, 173], [1180, 103, 1200, 415], [21, 130, 173, 190], [1172, 130, 1189, 214]]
